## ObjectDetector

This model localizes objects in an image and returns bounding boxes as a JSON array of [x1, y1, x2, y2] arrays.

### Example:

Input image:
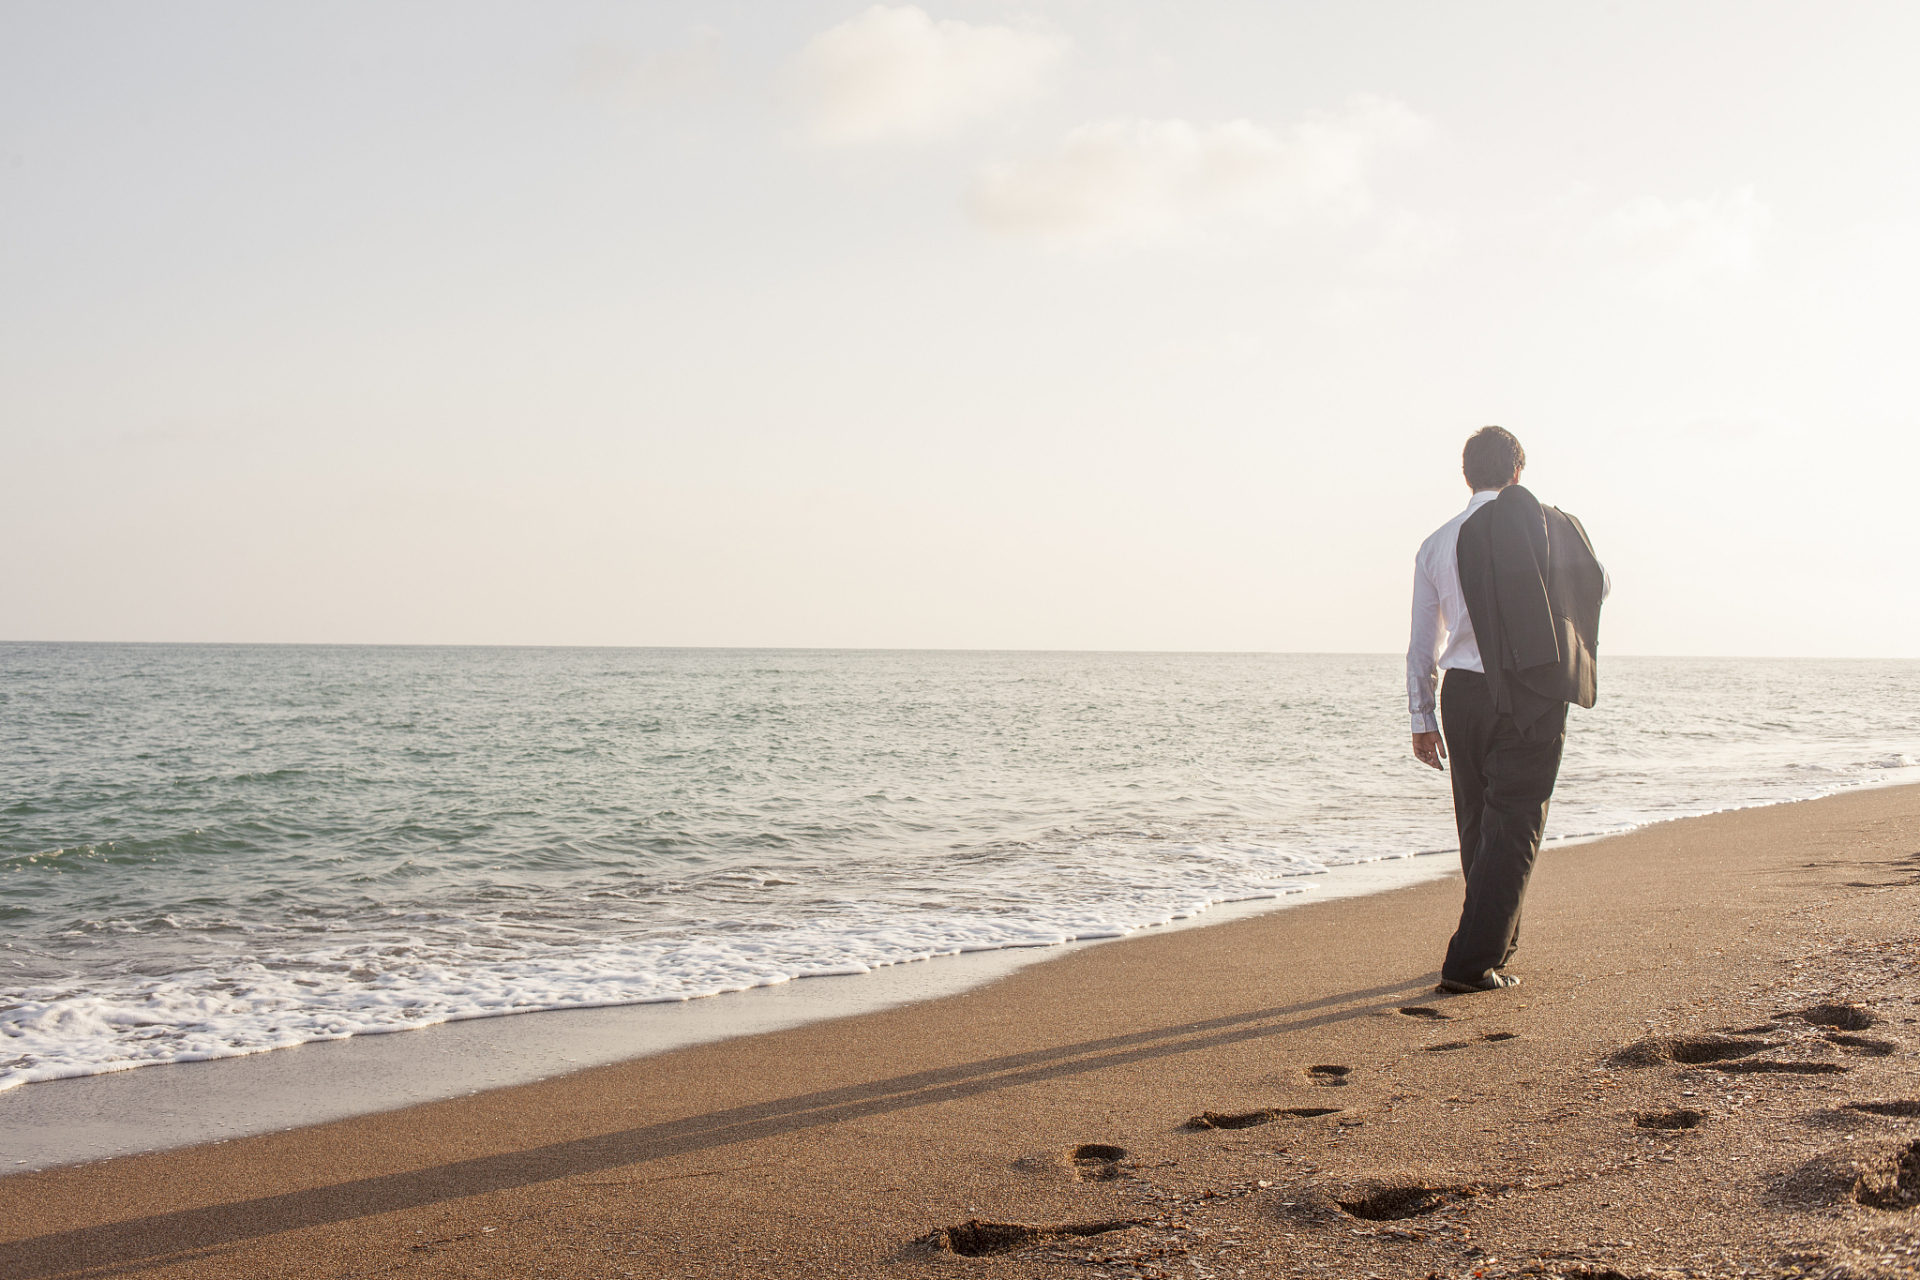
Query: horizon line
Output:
[[2, 639, 1915, 662]]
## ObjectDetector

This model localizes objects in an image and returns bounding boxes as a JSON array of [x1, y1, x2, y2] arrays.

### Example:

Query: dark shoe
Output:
[[1437, 973, 1521, 993]]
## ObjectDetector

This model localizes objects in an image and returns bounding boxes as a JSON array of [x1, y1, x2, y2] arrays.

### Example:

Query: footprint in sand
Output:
[[1398, 1006, 1452, 1021], [1852, 1141, 1920, 1211], [924, 1219, 1139, 1258], [1784, 1139, 1920, 1211], [1333, 1179, 1475, 1221], [1825, 1032, 1897, 1056], [1606, 1033, 1773, 1068], [1710, 1060, 1848, 1076], [1186, 1106, 1341, 1131], [1778, 1003, 1877, 1031], [1426, 1033, 1516, 1053], [1067, 1144, 1129, 1181], [1307, 1064, 1352, 1086]]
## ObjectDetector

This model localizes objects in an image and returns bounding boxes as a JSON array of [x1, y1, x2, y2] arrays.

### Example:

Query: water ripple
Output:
[[0, 644, 1915, 1089]]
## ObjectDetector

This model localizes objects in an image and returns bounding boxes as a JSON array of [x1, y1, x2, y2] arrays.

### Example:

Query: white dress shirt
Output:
[[1405, 489, 1610, 734]]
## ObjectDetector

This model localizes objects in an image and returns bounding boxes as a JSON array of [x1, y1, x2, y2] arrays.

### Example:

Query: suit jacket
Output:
[[1456, 485, 1604, 739]]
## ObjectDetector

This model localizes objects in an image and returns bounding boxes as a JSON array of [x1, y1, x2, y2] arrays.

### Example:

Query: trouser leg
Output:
[[1440, 672, 1565, 983], [1442, 670, 1491, 879]]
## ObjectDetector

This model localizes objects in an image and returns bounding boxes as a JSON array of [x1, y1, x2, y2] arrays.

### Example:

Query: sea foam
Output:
[[4, 645, 1916, 1092]]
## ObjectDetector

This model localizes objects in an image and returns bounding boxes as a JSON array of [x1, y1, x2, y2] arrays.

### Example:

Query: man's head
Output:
[[1462, 426, 1525, 491]]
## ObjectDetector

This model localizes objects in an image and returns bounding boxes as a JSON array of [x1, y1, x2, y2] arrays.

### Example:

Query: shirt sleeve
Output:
[[1407, 555, 1443, 734]]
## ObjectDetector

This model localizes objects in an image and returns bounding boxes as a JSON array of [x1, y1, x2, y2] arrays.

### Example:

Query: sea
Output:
[[3, 644, 1917, 1096]]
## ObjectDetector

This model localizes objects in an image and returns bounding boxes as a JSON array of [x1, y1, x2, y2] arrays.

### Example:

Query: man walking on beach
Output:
[[1408, 427, 1608, 993]]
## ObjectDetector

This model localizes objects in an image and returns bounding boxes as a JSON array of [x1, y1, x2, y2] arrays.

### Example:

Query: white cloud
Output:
[[576, 31, 721, 107], [1354, 209, 1457, 275], [1598, 187, 1772, 296], [790, 5, 1067, 146], [965, 96, 1430, 245]]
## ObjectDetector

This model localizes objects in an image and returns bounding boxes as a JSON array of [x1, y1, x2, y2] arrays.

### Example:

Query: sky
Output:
[[3, 1, 1917, 655]]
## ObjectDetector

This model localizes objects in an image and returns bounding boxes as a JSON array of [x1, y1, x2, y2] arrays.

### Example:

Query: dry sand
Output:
[[4, 783, 1920, 1280]]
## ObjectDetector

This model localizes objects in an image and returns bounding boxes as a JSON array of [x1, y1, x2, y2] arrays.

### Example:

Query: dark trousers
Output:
[[1439, 668, 1566, 983]]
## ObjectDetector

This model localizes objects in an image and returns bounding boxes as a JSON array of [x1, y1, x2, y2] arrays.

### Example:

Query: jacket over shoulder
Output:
[[1456, 484, 1605, 737]]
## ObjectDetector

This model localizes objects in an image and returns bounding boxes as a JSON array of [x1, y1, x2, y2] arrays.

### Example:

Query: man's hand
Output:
[[1412, 731, 1447, 771]]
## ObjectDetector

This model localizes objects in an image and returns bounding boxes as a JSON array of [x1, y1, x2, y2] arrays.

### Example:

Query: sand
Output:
[[0, 856, 1457, 1175], [4, 783, 1920, 1280]]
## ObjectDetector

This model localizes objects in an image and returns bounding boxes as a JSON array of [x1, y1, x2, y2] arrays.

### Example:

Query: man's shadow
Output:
[[2, 974, 1437, 1279]]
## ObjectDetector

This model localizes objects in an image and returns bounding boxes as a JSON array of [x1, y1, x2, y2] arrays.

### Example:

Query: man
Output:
[[1408, 427, 1608, 994]]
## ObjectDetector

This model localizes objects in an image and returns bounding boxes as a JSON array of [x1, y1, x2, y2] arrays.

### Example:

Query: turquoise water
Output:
[[3, 645, 1916, 1090]]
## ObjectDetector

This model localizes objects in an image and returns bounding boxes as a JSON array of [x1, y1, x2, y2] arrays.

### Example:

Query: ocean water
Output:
[[3, 644, 1916, 1093]]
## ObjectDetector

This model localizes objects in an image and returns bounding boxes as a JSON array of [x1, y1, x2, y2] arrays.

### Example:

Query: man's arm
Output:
[[1407, 557, 1448, 771]]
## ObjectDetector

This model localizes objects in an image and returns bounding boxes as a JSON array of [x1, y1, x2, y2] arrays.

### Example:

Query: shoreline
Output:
[[0, 855, 1458, 1175], [6, 782, 1920, 1280], [8, 646, 1915, 1126], [7, 765, 1919, 1179]]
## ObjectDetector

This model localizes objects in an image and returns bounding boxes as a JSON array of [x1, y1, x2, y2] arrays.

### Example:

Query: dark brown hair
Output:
[[1462, 426, 1525, 490]]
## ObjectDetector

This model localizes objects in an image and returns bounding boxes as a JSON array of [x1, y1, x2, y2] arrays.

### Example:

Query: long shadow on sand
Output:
[[2, 975, 1432, 1278]]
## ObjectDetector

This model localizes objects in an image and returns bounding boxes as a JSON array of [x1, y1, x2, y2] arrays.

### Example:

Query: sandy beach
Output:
[[5, 783, 1920, 1280]]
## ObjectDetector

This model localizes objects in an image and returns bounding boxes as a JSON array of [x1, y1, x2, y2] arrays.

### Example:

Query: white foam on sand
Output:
[[1, 840, 1345, 1094], [0, 855, 1456, 1175]]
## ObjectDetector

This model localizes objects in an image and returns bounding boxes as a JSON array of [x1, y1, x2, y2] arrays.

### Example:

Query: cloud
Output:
[[576, 31, 721, 107], [965, 96, 1430, 245], [1354, 209, 1456, 275], [790, 5, 1067, 146], [1597, 187, 1771, 296]]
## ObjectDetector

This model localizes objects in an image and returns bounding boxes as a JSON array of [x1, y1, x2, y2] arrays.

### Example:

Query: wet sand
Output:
[[0, 857, 1455, 1174], [4, 783, 1919, 1280]]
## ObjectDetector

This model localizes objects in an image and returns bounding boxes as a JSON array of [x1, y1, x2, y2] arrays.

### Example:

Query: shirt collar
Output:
[[1465, 488, 1502, 513]]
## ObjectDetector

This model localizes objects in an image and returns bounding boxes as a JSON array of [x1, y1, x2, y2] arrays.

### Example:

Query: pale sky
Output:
[[4, 2, 1917, 655]]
